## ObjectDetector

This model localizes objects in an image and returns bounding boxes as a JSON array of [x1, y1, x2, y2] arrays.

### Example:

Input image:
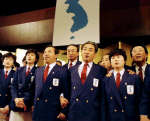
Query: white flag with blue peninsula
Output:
[[53, 0, 100, 46]]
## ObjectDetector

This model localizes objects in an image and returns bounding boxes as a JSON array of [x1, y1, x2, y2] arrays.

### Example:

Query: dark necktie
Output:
[[5, 71, 8, 79], [26, 67, 30, 76], [69, 62, 72, 68], [81, 63, 88, 84], [138, 66, 143, 81], [116, 72, 121, 88], [43, 65, 49, 83]]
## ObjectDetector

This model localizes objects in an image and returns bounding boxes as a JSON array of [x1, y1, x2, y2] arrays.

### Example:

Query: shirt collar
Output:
[[4, 68, 11, 74], [82, 61, 93, 68], [26, 65, 34, 71], [113, 69, 125, 77], [46, 62, 56, 69], [68, 59, 77, 66], [136, 63, 147, 71]]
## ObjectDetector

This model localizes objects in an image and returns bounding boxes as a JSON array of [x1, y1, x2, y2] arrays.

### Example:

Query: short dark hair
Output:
[[109, 49, 127, 61], [67, 44, 79, 52], [25, 49, 39, 65], [81, 41, 98, 53], [130, 44, 148, 57], [2, 52, 16, 64], [44, 45, 59, 54]]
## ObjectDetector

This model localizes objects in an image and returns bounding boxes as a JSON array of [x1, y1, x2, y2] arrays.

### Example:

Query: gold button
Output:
[[76, 98, 79, 102], [37, 98, 40, 101], [90, 88, 94, 91], [124, 96, 127, 100], [49, 87, 52, 90], [5, 94, 8, 96], [114, 109, 117, 112], [86, 100, 88, 103], [0, 94, 1, 96], [45, 99, 48, 103], [110, 97, 113, 100], [122, 109, 124, 112], [73, 86, 76, 90]]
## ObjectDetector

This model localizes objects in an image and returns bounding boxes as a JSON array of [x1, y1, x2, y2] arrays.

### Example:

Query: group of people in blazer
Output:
[[0, 41, 150, 121]]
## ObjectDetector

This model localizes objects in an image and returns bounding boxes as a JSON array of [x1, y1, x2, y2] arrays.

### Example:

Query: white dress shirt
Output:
[[113, 69, 125, 81], [45, 62, 56, 75], [68, 59, 78, 69], [78, 61, 93, 77], [135, 63, 147, 79]]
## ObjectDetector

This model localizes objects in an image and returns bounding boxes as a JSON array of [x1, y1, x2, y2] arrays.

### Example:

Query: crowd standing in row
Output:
[[0, 41, 149, 121]]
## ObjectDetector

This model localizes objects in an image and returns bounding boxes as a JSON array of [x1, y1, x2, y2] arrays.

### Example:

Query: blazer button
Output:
[[73, 86, 76, 90], [76, 98, 79, 102], [49, 87, 52, 90], [45, 99, 48, 103], [5, 94, 8, 96], [90, 88, 94, 91], [86, 100, 88, 103], [0, 94, 1, 96], [110, 97, 113, 100], [37, 98, 40, 101], [124, 96, 127, 100], [114, 109, 117, 112], [124, 82, 127, 86], [18, 92, 21, 95], [122, 109, 124, 112]]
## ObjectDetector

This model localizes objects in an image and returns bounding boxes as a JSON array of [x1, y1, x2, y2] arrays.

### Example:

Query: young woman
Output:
[[9, 49, 39, 121]]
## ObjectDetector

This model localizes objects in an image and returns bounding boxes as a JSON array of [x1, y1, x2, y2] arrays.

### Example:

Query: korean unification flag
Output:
[[53, 0, 100, 46]]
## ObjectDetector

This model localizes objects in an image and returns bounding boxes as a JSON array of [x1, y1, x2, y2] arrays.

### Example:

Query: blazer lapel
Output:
[[36, 66, 45, 98]]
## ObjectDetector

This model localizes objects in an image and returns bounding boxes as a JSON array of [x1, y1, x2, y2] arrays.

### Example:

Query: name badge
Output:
[[31, 76, 34, 83], [93, 78, 99, 87], [53, 78, 59, 86], [11, 78, 14, 84], [127, 85, 134, 95]]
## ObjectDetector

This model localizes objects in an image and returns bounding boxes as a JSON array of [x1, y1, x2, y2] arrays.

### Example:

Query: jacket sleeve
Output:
[[60, 67, 70, 116], [140, 75, 150, 115]]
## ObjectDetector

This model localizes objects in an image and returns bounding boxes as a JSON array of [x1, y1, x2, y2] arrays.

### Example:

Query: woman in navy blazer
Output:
[[9, 49, 39, 121]]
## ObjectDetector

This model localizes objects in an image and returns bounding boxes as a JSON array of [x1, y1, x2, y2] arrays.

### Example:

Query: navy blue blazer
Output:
[[32, 64, 69, 121], [0, 69, 15, 108], [103, 71, 142, 121], [10, 66, 37, 112], [140, 64, 150, 118], [68, 63, 107, 121]]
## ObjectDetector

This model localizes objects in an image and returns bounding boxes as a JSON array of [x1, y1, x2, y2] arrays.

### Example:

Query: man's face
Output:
[[111, 55, 125, 69], [131, 46, 147, 63], [67, 46, 78, 61], [26, 53, 36, 65], [101, 55, 111, 69], [81, 44, 96, 63], [43, 47, 57, 64], [3, 57, 14, 68]]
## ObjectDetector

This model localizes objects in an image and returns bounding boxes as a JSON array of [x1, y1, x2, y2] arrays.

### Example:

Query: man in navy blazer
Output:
[[130, 44, 150, 82], [32, 46, 69, 121], [68, 41, 107, 121], [103, 49, 142, 121], [61, 44, 81, 109], [63, 44, 81, 69], [0, 53, 16, 120]]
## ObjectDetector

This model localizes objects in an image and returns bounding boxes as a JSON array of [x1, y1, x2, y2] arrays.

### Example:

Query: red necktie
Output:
[[116, 72, 121, 88], [81, 63, 88, 84], [5, 71, 8, 79], [43, 65, 49, 83], [26, 67, 30, 76], [69, 62, 72, 68], [138, 66, 143, 81]]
